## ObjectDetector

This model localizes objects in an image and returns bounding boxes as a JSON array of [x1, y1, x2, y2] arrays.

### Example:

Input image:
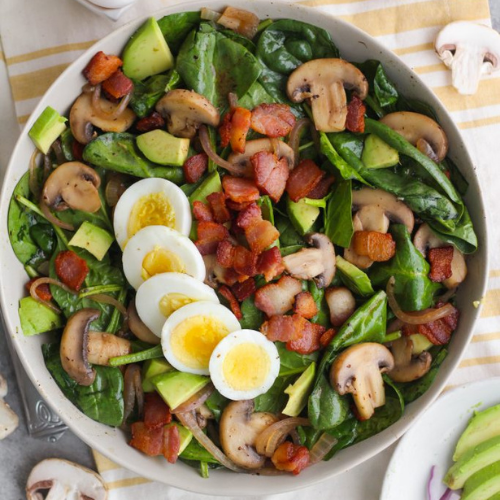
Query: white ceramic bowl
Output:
[[0, 0, 488, 496]]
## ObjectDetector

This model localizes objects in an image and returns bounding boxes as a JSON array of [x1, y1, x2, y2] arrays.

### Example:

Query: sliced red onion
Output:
[[171, 383, 214, 414], [308, 432, 338, 465], [86, 293, 127, 317], [91, 83, 132, 120], [288, 118, 311, 167], [255, 417, 310, 457], [40, 200, 75, 231], [122, 364, 143, 426]]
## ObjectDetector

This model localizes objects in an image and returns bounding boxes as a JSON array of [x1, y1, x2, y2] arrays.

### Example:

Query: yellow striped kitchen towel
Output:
[[0, 0, 498, 498]]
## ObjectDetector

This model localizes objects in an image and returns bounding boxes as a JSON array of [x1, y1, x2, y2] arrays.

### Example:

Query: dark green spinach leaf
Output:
[[239, 297, 264, 330], [254, 375, 293, 413], [356, 60, 398, 108], [276, 342, 319, 376], [157, 12, 201, 55], [324, 178, 353, 248]]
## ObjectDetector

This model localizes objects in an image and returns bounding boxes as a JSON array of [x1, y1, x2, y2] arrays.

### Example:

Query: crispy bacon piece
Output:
[[251, 151, 289, 203], [144, 392, 172, 430], [261, 315, 296, 342], [428, 246, 454, 282], [352, 231, 396, 262], [192, 201, 214, 222], [306, 174, 335, 200], [222, 176, 260, 204], [226, 200, 252, 212], [163, 425, 181, 464], [233, 245, 258, 277], [216, 240, 236, 268], [219, 107, 251, 153], [54, 250, 89, 291], [72, 139, 85, 161], [129, 422, 163, 456], [102, 70, 133, 99], [82, 51, 123, 86], [254, 276, 302, 317], [217, 6, 260, 39], [257, 246, 285, 282], [293, 291, 318, 319], [26, 278, 52, 301], [346, 95, 366, 133], [135, 111, 165, 133], [207, 192, 231, 224], [271, 441, 310, 475], [219, 112, 232, 148], [286, 159, 324, 202], [231, 278, 256, 302], [236, 203, 280, 254], [320, 328, 336, 348], [250, 103, 296, 138], [195, 221, 229, 256], [183, 153, 208, 184], [219, 285, 243, 320]]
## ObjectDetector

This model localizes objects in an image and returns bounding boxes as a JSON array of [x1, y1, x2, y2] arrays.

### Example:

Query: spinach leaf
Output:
[[396, 95, 438, 120], [442, 157, 468, 197], [157, 12, 201, 55], [336, 256, 375, 297], [238, 81, 276, 109], [370, 224, 440, 311], [205, 390, 229, 422], [356, 60, 398, 108], [324, 179, 353, 248], [276, 342, 319, 376], [43, 343, 124, 426], [220, 29, 256, 52], [254, 375, 293, 413], [239, 297, 263, 330], [275, 214, 305, 247], [307, 281, 330, 327], [180, 437, 220, 464]]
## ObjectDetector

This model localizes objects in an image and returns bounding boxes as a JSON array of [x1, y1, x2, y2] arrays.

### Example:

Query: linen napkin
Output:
[[1, 0, 499, 498]]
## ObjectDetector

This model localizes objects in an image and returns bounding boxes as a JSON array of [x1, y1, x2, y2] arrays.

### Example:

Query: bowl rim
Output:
[[0, 0, 489, 495]]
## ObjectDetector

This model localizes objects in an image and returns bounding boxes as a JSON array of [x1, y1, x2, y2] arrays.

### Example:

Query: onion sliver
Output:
[[91, 84, 132, 121], [122, 364, 143, 426], [86, 293, 127, 317], [29, 277, 78, 313], [386, 276, 455, 325], [255, 417, 310, 457], [40, 200, 74, 231], [288, 118, 311, 166], [308, 432, 338, 465], [171, 383, 214, 414], [127, 299, 159, 345]]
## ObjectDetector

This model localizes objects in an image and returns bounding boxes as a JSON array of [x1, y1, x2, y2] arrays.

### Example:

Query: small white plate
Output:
[[381, 378, 500, 500], [73, 0, 135, 21]]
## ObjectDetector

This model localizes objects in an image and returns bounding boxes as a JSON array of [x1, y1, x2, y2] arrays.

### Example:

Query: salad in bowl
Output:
[[1, 1, 486, 493]]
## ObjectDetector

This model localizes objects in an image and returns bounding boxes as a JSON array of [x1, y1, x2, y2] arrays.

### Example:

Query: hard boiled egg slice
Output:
[[114, 178, 191, 250], [161, 301, 241, 375], [135, 272, 219, 337], [122, 225, 204, 290], [209, 330, 280, 401]]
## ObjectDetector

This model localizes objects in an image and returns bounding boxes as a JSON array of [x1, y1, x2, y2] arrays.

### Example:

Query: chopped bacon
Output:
[[219, 285, 243, 320], [183, 153, 208, 184], [306, 174, 335, 200], [72, 139, 85, 162], [144, 392, 172, 430], [102, 70, 133, 99], [250, 103, 296, 138], [254, 276, 302, 317], [207, 192, 231, 224], [235, 202, 261, 229], [251, 151, 289, 203], [293, 291, 318, 319], [236, 203, 279, 254], [428, 246, 454, 283], [163, 425, 181, 464], [286, 159, 324, 202], [219, 107, 251, 153], [352, 231, 396, 262], [271, 441, 310, 475], [54, 250, 89, 292], [195, 221, 229, 256], [26, 278, 52, 301], [217, 6, 260, 39], [222, 176, 260, 204], [345, 95, 366, 133], [192, 201, 214, 222], [231, 278, 256, 302], [261, 315, 296, 342], [216, 240, 236, 268], [129, 422, 163, 456], [226, 199, 252, 212], [257, 247, 285, 282], [233, 245, 258, 277], [320, 328, 336, 348], [219, 112, 232, 149], [82, 51, 123, 86], [215, 266, 240, 286], [135, 112, 165, 133]]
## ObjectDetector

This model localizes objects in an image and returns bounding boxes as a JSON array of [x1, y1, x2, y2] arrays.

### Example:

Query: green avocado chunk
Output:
[[336, 255, 374, 297], [189, 171, 222, 205], [445, 436, 500, 490], [164, 422, 193, 454], [153, 371, 209, 409], [282, 362, 316, 417], [361, 134, 399, 169], [136, 130, 190, 166], [142, 358, 173, 392], [461, 461, 500, 500], [69, 222, 114, 261], [28, 106, 67, 154], [287, 196, 320, 236], [19, 296, 62, 336], [122, 17, 174, 81]]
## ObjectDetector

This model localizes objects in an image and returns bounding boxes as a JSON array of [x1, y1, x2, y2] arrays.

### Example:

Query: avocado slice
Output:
[[445, 436, 500, 489], [164, 422, 193, 454], [142, 358, 173, 392], [282, 362, 316, 417], [461, 460, 500, 500], [69, 221, 114, 261], [361, 134, 399, 169], [287, 196, 320, 236], [19, 296, 62, 336], [122, 17, 174, 81], [336, 255, 374, 297], [189, 171, 222, 205], [153, 371, 209, 409], [454, 404, 500, 461], [136, 130, 190, 167], [409, 333, 433, 355], [28, 106, 67, 154]]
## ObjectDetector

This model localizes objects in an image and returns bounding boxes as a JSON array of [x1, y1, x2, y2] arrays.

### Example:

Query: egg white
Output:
[[114, 177, 191, 250], [209, 329, 280, 401], [161, 301, 241, 375], [122, 225, 205, 290], [135, 272, 219, 337]]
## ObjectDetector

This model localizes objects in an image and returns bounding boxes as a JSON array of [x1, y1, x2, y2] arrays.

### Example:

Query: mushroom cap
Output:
[[26, 458, 107, 500], [228, 138, 295, 172], [331, 342, 394, 420], [42, 161, 102, 213], [286, 58, 368, 132], [60, 308, 100, 386], [87, 332, 132, 366], [387, 336, 432, 383], [306, 233, 336, 288], [219, 399, 278, 469], [156, 89, 220, 139], [69, 92, 136, 145], [380, 111, 449, 162], [325, 286, 356, 327]]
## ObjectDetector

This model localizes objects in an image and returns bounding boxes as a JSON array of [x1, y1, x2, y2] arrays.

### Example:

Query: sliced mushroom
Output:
[[413, 223, 467, 289], [219, 400, 278, 469], [156, 89, 220, 139], [286, 59, 368, 132], [60, 308, 100, 386], [380, 112, 448, 162], [435, 21, 500, 95], [86, 332, 131, 366], [282, 233, 336, 288], [0, 373, 18, 440], [387, 336, 432, 383], [127, 298, 160, 345], [26, 458, 107, 500], [325, 287, 356, 327], [331, 343, 394, 420], [69, 92, 135, 145], [42, 161, 102, 213], [228, 138, 295, 172]]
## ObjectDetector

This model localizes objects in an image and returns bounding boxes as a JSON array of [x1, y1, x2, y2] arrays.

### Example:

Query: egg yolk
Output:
[[141, 247, 185, 280], [171, 316, 229, 371], [159, 293, 194, 318], [128, 192, 175, 239], [222, 343, 270, 391]]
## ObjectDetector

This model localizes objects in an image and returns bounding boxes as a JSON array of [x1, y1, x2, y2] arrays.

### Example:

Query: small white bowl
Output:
[[73, 0, 136, 21]]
